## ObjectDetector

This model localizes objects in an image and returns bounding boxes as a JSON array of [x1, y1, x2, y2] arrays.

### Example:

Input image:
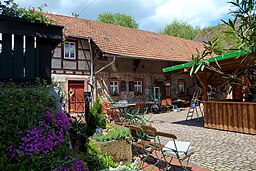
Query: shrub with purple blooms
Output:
[[4, 109, 88, 170], [56, 158, 89, 171], [0, 84, 88, 171], [18, 110, 70, 157]]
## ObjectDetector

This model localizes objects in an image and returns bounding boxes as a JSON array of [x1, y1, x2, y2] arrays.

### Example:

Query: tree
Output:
[[160, 19, 200, 40], [189, 0, 256, 101], [97, 12, 138, 29], [195, 24, 242, 55]]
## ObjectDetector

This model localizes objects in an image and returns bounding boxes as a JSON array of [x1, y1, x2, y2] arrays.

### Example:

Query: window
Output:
[[64, 42, 76, 59], [110, 81, 119, 96], [134, 81, 143, 95]]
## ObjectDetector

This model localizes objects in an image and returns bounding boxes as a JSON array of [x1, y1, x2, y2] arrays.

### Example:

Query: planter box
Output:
[[92, 137, 132, 163]]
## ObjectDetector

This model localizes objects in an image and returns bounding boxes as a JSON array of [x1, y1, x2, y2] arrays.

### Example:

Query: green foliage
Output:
[[86, 140, 117, 170], [5, 142, 87, 171], [87, 97, 106, 136], [0, 82, 89, 170], [222, 69, 241, 94], [161, 19, 200, 40], [195, 24, 241, 54], [222, 0, 256, 54], [99, 155, 117, 170], [0, 0, 54, 24], [190, 0, 256, 100], [188, 38, 220, 76], [0, 83, 56, 167], [86, 139, 100, 155], [92, 127, 131, 142], [102, 157, 142, 171], [221, 0, 256, 97], [97, 12, 138, 29]]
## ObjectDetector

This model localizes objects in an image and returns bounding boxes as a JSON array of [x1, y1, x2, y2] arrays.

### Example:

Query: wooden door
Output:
[[68, 81, 85, 113]]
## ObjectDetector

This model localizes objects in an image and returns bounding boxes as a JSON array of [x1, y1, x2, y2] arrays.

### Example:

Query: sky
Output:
[[13, 0, 232, 32]]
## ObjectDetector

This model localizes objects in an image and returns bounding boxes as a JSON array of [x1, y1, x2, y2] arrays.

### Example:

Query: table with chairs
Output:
[[103, 101, 153, 126]]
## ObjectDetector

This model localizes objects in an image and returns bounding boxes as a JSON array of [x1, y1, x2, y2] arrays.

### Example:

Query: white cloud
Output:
[[13, 0, 231, 32], [141, 0, 230, 31]]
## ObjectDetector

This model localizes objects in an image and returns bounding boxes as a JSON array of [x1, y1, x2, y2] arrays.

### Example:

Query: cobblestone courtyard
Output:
[[146, 109, 256, 171]]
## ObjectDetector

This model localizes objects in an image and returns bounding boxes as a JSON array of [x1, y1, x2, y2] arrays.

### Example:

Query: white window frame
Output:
[[64, 41, 76, 59], [110, 81, 119, 96], [134, 81, 143, 95]]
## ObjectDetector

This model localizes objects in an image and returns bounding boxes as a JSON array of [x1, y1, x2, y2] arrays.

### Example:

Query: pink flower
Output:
[[44, 3, 48, 7]]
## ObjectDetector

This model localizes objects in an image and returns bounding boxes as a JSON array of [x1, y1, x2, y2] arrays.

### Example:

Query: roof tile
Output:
[[45, 13, 205, 62]]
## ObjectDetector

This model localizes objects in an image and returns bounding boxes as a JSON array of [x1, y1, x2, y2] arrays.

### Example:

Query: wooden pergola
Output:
[[163, 50, 256, 135]]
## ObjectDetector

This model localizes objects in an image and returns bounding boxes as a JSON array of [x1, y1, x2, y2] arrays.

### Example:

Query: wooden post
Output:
[[195, 73, 208, 101]]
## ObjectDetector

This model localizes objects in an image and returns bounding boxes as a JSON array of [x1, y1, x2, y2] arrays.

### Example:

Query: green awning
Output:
[[162, 50, 251, 73]]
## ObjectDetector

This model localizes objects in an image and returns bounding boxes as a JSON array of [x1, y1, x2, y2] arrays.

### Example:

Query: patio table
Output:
[[172, 99, 185, 112], [111, 103, 147, 125]]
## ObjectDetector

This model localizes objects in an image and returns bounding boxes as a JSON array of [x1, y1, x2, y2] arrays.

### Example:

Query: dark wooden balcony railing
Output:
[[0, 15, 63, 82]]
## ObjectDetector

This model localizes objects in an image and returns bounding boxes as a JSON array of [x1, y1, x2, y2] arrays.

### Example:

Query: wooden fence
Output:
[[204, 101, 256, 135], [0, 15, 63, 82]]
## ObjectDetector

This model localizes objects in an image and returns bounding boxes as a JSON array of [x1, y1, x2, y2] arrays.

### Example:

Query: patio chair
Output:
[[102, 102, 125, 124], [129, 125, 157, 168], [140, 125, 194, 170], [160, 99, 170, 112], [128, 102, 152, 125], [166, 98, 173, 110], [136, 102, 149, 114]]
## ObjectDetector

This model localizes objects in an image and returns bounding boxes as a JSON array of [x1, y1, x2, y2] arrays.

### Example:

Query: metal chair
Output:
[[139, 125, 194, 170]]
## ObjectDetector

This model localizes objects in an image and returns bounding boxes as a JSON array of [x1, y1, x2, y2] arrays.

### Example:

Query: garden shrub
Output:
[[86, 140, 117, 170], [86, 97, 106, 136], [0, 83, 88, 170], [0, 83, 56, 168]]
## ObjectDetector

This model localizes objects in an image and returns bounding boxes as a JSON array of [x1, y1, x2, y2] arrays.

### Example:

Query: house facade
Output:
[[46, 13, 205, 113]]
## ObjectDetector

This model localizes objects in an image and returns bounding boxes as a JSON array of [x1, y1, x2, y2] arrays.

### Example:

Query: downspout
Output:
[[95, 56, 116, 75], [88, 38, 95, 103]]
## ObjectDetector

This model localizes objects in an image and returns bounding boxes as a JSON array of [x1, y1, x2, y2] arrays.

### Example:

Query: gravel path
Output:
[[145, 109, 256, 171]]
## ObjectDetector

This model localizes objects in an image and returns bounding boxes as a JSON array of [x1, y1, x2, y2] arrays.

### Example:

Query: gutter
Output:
[[88, 38, 95, 103], [103, 52, 189, 63]]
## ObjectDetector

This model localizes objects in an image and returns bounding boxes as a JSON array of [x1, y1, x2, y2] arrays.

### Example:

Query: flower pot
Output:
[[91, 137, 132, 163]]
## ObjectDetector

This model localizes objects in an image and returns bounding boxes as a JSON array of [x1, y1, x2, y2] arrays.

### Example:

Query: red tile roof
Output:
[[45, 13, 205, 62]]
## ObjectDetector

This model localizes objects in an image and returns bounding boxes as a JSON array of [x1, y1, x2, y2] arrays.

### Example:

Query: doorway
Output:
[[68, 81, 85, 113], [154, 87, 161, 102]]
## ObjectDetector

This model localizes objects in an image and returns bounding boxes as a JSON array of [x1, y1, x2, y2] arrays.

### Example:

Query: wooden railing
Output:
[[204, 101, 256, 135], [0, 15, 63, 82]]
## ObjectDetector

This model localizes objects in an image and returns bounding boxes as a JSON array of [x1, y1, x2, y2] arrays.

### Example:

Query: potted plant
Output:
[[89, 125, 133, 163]]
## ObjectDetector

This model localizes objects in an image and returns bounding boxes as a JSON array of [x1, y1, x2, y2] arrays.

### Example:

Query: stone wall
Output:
[[95, 57, 193, 102]]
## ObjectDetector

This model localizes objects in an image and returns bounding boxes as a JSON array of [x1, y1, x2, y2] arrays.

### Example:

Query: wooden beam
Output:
[[196, 72, 208, 101]]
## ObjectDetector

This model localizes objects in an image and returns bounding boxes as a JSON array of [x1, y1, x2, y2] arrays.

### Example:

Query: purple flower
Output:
[[6, 145, 17, 160], [73, 158, 86, 171], [56, 166, 71, 171], [17, 110, 71, 156], [16, 130, 23, 135], [95, 128, 102, 133], [54, 158, 87, 171]]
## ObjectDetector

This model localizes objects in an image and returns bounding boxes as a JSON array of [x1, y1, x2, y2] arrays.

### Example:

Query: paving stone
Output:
[[146, 109, 256, 171]]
